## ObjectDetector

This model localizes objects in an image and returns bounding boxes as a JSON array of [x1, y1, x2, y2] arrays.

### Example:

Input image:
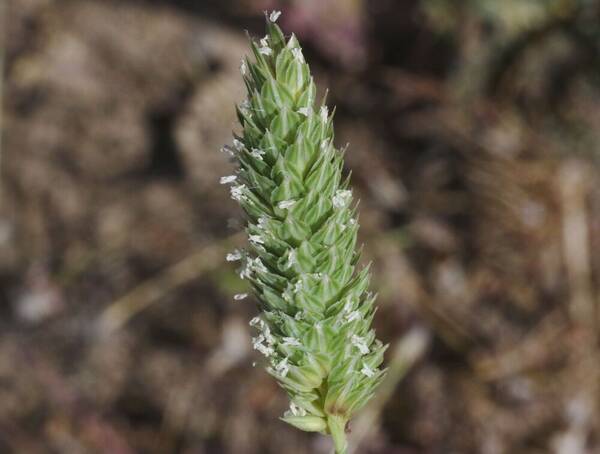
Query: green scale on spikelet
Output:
[[222, 11, 386, 453]]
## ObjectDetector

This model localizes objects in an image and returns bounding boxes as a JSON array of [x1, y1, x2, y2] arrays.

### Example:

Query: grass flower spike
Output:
[[223, 12, 386, 453]]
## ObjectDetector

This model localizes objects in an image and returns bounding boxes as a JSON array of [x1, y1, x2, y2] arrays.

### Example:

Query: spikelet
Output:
[[222, 11, 386, 453]]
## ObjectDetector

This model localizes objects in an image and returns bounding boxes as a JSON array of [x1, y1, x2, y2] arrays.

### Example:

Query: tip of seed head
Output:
[[269, 10, 282, 23]]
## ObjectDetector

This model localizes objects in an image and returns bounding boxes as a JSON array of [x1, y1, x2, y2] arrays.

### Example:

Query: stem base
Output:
[[327, 414, 348, 454]]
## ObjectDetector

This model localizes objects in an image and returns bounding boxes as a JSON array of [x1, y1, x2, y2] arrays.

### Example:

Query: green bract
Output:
[[222, 11, 386, 454]]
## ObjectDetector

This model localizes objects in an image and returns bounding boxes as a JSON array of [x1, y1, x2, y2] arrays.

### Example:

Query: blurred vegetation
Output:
[[1, 0, 600, 453]]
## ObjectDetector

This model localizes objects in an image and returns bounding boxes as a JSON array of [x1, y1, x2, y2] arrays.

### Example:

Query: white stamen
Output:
[[226, 250, 242, 262], [253, 335, 274, 357], [298, 107, 312, 117], [260, 36, 269, 47], [320, 139, 329, 150], [240, 59, 248, 75], [320, 105, 328, 123], [249, 234, 265, 245], [285, 249, 297, 269], [269, 10, 282, 22], [333, 189, 352, 208], [250, 317, 274, 345], [257, 216, 269, 229], [230, 184, 247, 202], [258, 46, 273, 56], [263, 325, 275, 345], [239, 262, 252, 280], [293, 279, 303, 293], [343, 300, 353, 313], [291, 47, 305, 63], [286, 402, 307, 417], [250, 319, 274, 348], [282, 337, 301, 346], [275, 357, 289, 377], [278, 200, 296, 210], [361, 364, 375, 378], [247, 257, 268, 274], [250, 148, 265, 160], [233, 138, 245, 151], [239, 100, 251, 114], [220, 175, 237, 185], [256, 260, 268, 274], [234, 293, 248, 301], [220, 145, 235, 156], [282, 288, 292, 302], [351, 335, 370, 355], [346, 310, 361, 322]]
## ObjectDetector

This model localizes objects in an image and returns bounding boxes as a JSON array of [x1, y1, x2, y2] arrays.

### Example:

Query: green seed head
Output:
[[222, 11, 387, 442]]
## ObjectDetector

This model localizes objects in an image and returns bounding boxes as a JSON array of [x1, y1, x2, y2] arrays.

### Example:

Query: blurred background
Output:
[[2, 0, 600, 452]]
